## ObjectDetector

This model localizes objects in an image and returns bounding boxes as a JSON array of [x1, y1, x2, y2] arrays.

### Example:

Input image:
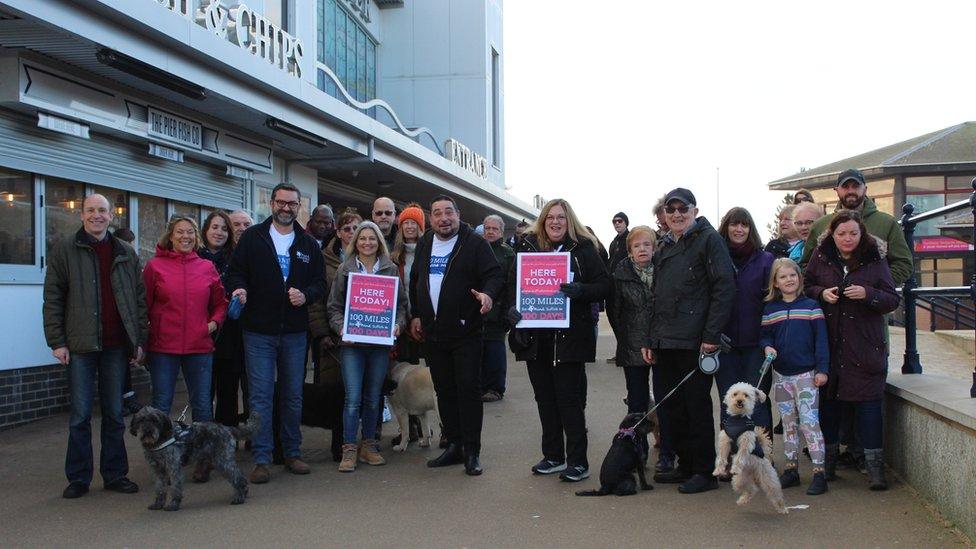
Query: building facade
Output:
[[0, 0, 529, 428]]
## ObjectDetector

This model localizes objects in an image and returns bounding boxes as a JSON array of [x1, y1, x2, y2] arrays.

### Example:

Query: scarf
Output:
[[630, 257, 654, 289], [728, 240, 755, 269]]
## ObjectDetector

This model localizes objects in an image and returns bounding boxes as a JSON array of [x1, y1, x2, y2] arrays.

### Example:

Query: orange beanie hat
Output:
[[398, 205, 426, 232]]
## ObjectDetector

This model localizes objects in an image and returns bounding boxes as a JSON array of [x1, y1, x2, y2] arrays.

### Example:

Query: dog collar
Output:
[[617, 427, 637, 439], [149, 437, 177, 452]]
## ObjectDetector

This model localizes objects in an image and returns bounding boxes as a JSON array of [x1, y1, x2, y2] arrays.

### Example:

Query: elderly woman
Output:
[[143, 216, 227, 422], [804, 211, 899, 490], [789, 202, 823, 263], [765, 205, 801, 259]]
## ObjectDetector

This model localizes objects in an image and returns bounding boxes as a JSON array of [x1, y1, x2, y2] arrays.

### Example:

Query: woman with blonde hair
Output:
[[327, 221, 408, 472], [506, 198, 610, 482], [143, 216, 227, 424]]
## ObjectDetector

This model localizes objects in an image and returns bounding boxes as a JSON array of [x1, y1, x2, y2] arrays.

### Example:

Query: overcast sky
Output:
[[503, 1, 976, 246]]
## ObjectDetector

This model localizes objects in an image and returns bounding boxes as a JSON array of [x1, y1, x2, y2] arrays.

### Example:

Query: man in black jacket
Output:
[[644, 188, 735, 494], [226, 183, 326, 484], [607, 211, 629, 272], [409, 195, 504, 475]]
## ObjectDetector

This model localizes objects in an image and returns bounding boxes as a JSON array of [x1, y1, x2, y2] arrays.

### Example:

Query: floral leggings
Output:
[[774, 371, 826, 467]]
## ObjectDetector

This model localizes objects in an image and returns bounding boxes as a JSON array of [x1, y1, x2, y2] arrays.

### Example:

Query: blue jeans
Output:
[[821, 398, 883, 449], [65, 347, 128, 486], [715, 346, 772, 431], [244, 331, 307, 464], [148, 352, 213, 422], [480, 339, 508, 395], [340, 346, 390, 444]]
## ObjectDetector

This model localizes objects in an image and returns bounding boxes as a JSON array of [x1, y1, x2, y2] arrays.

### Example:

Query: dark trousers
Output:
[[652, 349, 715, 476], [715, 346, 772, 431], [424, 338, 484, 453], [623, 365, 651, 413], [526, 343, 588, 468], [66, 347, 128, 486], [213, 357, 249, 427], [821, 398, 883, 449], [650, 368, 676, 457], [480, 338, 508, 395]]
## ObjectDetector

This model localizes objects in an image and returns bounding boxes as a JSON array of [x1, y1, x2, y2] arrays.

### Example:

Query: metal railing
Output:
[[915, 295, 975, 331], [898, 178, 976, 397]]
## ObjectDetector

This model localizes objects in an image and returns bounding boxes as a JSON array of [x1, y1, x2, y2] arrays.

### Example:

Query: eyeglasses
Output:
[[545, 214, 567, 222], [793, 220, 815, 227], [340, 225, 357, 233], [373, 210, 394, 217], [273, 200, 300, 209], [665, 206, 690, 214]]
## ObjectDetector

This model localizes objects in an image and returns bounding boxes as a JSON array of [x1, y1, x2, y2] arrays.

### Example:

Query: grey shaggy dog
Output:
[[129, 407, 259, 511]]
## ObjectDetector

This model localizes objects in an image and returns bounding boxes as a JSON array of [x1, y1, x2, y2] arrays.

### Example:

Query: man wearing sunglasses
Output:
[[643, 187, 735, 494], [372, 196, 398, 250], [226, 183, 326, 484]]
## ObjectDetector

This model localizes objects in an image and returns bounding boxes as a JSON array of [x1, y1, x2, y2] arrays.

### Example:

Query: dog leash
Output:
[[631, 366, 699, 430], [755, 353, 776, 390]]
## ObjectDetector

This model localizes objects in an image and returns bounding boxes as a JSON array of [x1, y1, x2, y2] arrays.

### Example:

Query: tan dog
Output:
[[714, 382, 787, 514], [388, 362, 440, 452]]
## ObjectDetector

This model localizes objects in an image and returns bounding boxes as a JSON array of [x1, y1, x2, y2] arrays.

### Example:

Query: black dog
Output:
[[576, 413, 655, 497]]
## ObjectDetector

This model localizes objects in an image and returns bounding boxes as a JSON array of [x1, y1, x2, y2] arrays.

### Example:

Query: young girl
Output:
[[326, 221, 408, 472], [759, 258, 829, 495]]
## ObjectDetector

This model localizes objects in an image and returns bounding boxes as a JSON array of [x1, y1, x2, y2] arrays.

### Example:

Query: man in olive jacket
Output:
[[43, 194, 147, 500], [645, 188, 735, 494], [799, 169, 913, 285]]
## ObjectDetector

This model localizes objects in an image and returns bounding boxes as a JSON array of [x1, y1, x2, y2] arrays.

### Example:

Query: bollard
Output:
[[900, 203, 922, 374]]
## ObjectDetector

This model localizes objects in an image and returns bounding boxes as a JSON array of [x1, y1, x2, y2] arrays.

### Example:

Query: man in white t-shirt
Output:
[[408, 196, 504, 476]]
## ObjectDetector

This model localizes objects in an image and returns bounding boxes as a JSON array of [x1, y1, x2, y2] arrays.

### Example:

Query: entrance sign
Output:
[[342, 273, 399, 345], [516, 252, 571, 328]]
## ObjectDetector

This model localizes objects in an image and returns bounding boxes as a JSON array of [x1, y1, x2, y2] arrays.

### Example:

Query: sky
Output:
[[503, 1, 976, 246]]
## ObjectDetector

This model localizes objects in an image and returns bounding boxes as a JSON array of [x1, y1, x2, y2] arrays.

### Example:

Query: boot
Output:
[[824, 443, 840, 481], [338, 443, 358, 472], [779, 465, 800, 488], [806, 470, 828, 495], [358, 439, 386, 466], [427, 442, 464, 468], [865, 448, 888, 491]]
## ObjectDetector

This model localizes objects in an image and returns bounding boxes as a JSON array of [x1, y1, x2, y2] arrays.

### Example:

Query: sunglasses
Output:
[[664, 205, 690, 214], [340, 225, 357, 233], [373, 210, 394, 217]]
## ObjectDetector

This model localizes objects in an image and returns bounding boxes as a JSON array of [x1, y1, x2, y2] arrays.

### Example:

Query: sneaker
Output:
[[104, 477, 139, 494], [358, 439, 386, 466], [654, 467, 691, 484], [249, 464, 271, 484], [338, 444, 358, 472], [531, 459, 567, 475], [559, 465, 590, 482], [678, 474, 718, 494], [285, 457, 311, 475], [655, 454, 676, 474], [62, 482, 89, 499], [779, 467, 800, 488]]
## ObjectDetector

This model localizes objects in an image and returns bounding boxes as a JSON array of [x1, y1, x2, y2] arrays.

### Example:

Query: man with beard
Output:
[[409, 195, 503, 476], [373, 196, 398, 250], [226, 183, 326, 484], [799, 169, 912, 285], [306, 204, 335, 249]]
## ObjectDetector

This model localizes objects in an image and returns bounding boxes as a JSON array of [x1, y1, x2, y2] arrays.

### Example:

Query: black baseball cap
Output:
[[836, 169, 866, 187], [664, 188, 697, 207]]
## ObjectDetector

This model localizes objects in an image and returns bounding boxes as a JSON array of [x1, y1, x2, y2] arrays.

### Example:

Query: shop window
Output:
[[947, 175, 976, 190], [255, 186, 273, 223], [0, 169, 33, 266], [170, 200, 199, 223], [906, 176, 944, 193], [45, 178, 86, 257], [138, 194, 166, 265], [869, 178, 895, 195]]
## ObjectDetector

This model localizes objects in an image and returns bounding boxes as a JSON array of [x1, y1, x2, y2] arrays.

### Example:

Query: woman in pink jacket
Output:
[[143, 216, 227, 423]]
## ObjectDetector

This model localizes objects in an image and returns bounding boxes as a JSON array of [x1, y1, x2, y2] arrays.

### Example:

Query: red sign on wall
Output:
[[914, 237, 973, 253]]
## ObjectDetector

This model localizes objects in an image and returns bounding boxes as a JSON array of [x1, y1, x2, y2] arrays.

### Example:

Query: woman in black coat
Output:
[[507, 199, 610, 482], [804, 211, 899, 490]]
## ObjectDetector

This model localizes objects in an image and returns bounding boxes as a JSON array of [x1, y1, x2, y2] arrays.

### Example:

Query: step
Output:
[[934, 330, 975, 357]]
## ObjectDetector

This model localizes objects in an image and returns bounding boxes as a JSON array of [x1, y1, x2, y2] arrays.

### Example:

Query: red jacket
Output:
[[143, 246, 228, 354]]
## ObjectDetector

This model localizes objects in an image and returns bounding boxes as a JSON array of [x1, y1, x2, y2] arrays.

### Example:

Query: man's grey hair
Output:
[[230, 209, 254, 223], [312, 204, 334, 218], [483, 214, 505, 230]]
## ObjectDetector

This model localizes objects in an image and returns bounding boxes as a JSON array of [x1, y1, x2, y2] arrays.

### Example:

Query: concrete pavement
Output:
[[0, 322, 971, 548]]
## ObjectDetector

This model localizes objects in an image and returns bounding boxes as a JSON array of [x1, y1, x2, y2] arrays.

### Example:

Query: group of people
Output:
[[43, 166, 909, 501]]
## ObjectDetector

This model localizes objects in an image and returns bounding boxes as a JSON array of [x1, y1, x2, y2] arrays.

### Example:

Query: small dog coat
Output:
[[722, 416, 764, 458]]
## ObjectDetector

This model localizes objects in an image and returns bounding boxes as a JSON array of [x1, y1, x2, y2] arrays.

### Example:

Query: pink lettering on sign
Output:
[[914, 236, 973, 253]]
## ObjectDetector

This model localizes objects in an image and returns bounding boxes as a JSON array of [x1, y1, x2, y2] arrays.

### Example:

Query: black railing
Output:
[[915, 295, 976, 331], [898, 179, 976, 397]]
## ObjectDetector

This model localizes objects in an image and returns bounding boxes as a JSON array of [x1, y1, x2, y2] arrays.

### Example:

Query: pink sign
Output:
[[914, 237, 973, 253], [342, 273, 399, 345], [516, 252, 571, 328]]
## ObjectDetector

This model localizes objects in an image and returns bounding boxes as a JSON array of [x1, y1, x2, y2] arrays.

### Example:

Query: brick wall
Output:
[[0, 364, 150, 431]]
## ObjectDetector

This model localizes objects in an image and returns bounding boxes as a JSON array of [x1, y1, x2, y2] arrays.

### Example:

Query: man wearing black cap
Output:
[[607, 212, 630, 273], [799, 169, 912, 285], [643, 188, 735, 494]]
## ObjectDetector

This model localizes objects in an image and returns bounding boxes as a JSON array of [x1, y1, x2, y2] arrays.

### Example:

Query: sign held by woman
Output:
[[342, 273, 399, 345], [516, 252, 571, 328]]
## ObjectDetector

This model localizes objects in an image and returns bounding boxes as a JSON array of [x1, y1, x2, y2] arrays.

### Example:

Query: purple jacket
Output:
[[804, 235, 900, 402], [724, 249, 774, 348]]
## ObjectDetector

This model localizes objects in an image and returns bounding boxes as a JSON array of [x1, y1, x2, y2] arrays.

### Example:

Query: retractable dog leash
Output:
[[755, 353, 776, 390], [630, 349, 722, 431]]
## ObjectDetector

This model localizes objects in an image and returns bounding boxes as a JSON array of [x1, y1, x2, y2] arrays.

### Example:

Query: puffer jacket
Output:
[[143, 246, 227, 354], [507, 233, 610, 364], [43, 228, 148, 353], [647, 218, 736, 350], [804, 233, 900, 401], [326, 254, 409, 346], [609, 258, 653, 367], [724, 248, 774, 347]]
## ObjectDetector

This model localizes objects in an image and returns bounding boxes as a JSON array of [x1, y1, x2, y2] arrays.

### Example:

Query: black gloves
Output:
[[506, 307, 523, 327], [559, 282, 584, 299]]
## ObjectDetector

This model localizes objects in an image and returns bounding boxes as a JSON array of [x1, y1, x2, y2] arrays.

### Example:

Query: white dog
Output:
[[713, 382, 787, 514], [388, 362, 440, 452]]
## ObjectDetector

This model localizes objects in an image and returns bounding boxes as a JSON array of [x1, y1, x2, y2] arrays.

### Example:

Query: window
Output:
[[138, 194, 166, 265], [316, 0, 377, 106], [255, 186, 274, 223], [491, 48, 501, 168], [45, 178, 85, 257], [908, 194, 945, 236], [0, 169, 33, 266], [170, 200, 199, 222], [947, 175, 975, 190], [265, 0, 289, 32], [906, 176, 944, 193]]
